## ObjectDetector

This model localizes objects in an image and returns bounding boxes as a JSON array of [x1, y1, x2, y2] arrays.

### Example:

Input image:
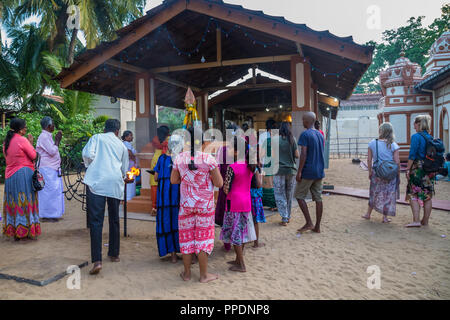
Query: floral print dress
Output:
[[406, 160, 434, 202]]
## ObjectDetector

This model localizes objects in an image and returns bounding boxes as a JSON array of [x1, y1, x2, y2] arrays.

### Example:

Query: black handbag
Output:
[[32, 153, 45, 191]]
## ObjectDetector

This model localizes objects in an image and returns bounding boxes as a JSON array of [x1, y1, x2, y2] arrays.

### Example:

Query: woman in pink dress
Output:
[[171, 127, 223, 283], [220, 136, 258, 272]]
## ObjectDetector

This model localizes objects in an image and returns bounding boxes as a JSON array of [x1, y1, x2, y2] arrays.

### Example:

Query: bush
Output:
[[0, 112, 104, 181]]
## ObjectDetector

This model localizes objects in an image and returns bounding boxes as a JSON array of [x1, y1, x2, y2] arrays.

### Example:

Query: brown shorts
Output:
[[294, 179, 323, 202]]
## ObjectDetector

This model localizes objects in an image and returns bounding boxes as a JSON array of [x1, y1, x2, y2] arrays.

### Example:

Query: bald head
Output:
[[302, 112, 316, 129]]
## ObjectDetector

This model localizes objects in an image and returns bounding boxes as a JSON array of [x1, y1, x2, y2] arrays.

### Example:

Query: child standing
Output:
[[171, 127, 223, 283], [251, 166, 265, 248], [220, 137, 257, 272], [154, 136, 181, 263], [436, 153, 450, 181]]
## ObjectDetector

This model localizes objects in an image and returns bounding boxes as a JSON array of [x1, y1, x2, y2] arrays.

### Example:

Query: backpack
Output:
[[373, 139, 399, 181], [418, 132, 445, 173]]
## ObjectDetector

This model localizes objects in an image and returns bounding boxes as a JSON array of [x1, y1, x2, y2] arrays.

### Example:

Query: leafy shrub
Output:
[[0, 112, 104, 181]]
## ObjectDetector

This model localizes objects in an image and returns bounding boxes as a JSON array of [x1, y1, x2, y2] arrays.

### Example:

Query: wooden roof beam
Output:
[[59, 0, 187, 88], [151, 54, 296, 73], [105, 59, 202, 92], [204, 82, 291, 92], [186, 0, 372, 64], [318, 94, 339, 107]]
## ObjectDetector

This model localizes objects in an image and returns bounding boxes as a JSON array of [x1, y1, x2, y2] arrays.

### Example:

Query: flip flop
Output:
[[405, 223, 421, 228]]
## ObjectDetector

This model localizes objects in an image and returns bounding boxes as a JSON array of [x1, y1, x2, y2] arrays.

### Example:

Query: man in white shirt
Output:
[[82, 119, 129, 275]]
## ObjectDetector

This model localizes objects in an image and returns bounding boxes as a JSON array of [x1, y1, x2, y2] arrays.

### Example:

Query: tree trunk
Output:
[[50, 4, 68, 54], [67, 28, 78, 65]]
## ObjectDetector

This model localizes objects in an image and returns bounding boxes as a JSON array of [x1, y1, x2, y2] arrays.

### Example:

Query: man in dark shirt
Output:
[[294, 112, 325, 233]]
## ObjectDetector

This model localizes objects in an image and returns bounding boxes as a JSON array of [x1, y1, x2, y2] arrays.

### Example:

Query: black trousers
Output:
[[86, 186, 120, 263]]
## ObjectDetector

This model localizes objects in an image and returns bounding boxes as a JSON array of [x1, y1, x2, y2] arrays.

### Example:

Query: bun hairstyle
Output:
[[188, 126, 203, 171], [157, 125, 170, 144], [233, 135, 256, 172], [4, 118, 26, 156], [121, 130, 132, 141]]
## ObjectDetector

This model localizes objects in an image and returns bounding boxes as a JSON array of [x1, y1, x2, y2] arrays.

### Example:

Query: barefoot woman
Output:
[[405, 115, 434, 228], [171, 127, 223, 283]]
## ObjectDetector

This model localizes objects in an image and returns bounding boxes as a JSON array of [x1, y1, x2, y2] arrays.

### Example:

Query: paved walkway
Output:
[[327, 186, 450, 211]]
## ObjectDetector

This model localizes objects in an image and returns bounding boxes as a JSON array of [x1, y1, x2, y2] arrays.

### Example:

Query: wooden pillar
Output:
[[195, 92, 209, 130], [290, 55, 312, 142], [135, 73, 157, 197]]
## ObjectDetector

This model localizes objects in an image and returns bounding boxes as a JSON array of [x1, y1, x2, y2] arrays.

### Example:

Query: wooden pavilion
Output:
[[56, 0, 373, 213]]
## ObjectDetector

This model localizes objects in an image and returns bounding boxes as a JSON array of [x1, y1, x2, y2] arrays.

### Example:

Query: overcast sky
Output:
[[1, 0, 447, 46]]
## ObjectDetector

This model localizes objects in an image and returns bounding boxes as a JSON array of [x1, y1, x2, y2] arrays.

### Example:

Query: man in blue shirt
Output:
[[294, 112, 325, 233]]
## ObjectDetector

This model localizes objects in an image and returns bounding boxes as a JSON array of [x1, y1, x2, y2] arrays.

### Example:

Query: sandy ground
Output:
[[0, 159, 449, 300]]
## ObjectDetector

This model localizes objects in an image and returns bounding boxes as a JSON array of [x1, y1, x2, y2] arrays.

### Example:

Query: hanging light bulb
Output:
[[279, 105, 283, 109], [266, 107, 270, 112], [219, 76, 223, 83], [201, 56, 206, 63]]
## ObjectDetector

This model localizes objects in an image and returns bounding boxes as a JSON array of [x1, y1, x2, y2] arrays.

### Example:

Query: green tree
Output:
[[354, 4, 449, 93], [11, 0, 145, 64], [0, 23, 95, 118], [0, 24, 56, 112], [158, 106, 186, 132], [0, 0, 19, 54]]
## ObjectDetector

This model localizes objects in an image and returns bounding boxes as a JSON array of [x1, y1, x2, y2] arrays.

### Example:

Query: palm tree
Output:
[[13, 0, 145, 64], [0, 24, 53, 112], [0, 0, 18, 53], [0, 23, 94, 116]]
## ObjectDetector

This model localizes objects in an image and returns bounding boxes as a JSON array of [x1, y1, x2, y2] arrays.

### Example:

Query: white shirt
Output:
[[82, 132, 129, 200]]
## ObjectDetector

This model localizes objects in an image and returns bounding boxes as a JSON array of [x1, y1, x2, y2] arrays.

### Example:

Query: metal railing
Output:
[[329, 137, 377, 159]]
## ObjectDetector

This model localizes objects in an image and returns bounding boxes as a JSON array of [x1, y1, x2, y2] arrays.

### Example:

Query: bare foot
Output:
[[229, 265, 246, 272], [171, 254, 178, 263], [227, 260, 239, 265], [361, 214, 371, 220], [382, 218, 392, 223], [180, 271, 191, 281], [312, 227, 321, 233], [279, 222, 288, 226], [252, 242, 265, 248], [297, 224, 314, 233], [200, 273, 219, 283], [420, 219, 428, 226], [405, 222, 421, 228]]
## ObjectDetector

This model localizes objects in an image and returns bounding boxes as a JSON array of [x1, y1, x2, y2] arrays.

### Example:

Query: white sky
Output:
[[2, 0, 446, 47]]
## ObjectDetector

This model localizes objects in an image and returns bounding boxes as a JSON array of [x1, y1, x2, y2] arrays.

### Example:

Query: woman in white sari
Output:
[[36, 116, 64, 222], [122, 131, 137, 201]]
